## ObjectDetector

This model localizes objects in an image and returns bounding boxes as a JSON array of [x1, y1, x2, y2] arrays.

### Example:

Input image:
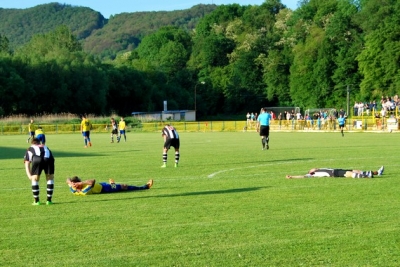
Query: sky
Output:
[[0, 0, 298, 18]]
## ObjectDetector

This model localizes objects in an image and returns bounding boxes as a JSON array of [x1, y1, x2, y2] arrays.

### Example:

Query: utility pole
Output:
[[347, 84, 350, 117]]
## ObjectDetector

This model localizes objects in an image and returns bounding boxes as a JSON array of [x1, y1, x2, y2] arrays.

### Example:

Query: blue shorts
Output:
[[119, 130, 125, 135], [36, 134, 46, 144], [82, 131, 90, 138], [100, 183, 123, 193]]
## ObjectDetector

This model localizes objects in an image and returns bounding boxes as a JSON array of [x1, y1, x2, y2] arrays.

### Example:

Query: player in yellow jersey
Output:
[[80, 114, 92, 148], [35, 127, 46, 144], [66, 177, 153, 195], [117, 117, 126, 143], [27, 119, 37, 143]]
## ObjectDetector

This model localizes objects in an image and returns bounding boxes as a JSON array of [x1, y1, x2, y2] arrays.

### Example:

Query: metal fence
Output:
[[1, 117, 398, 135]]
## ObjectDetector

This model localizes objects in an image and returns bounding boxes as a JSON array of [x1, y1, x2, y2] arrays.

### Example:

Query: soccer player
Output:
[[256, 107, 272, 150], [161, 124, 180, 168], [24, 138, 55, 205], [286, 166, 384, 179], [80, 114, 92, 148], [117, 117, 126, 143], [110, 117, 118, 143], [35, 126, 46, 144], [66, 177, 153, 195], [27, 119, 37, 143], [337, 114, 346, 137]]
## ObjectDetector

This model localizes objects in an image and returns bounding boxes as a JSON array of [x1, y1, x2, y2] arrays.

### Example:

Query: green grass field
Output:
[[1, 131, 399, 266]]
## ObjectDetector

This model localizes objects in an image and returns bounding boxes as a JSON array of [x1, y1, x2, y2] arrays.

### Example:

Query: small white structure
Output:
[[131, 110, 196, 122]]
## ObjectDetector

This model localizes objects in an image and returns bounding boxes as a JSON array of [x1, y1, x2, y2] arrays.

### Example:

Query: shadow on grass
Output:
[[60, 186, 265, 204], [0, 146, 104, 160]]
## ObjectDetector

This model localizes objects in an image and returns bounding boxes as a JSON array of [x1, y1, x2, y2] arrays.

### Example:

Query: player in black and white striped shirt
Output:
[[161, 124, 180, 168], [24, 138, 55, 205]]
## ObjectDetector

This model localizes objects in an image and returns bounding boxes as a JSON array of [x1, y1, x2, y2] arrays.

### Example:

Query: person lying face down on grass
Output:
[[286, 166, 384, 179], [66, 176, 153, 195]]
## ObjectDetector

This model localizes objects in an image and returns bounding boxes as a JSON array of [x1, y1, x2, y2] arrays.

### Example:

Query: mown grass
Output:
[[1, 131, 399, 266]]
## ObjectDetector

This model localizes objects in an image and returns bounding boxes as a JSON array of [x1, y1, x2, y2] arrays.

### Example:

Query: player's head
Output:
[[70, 176, 81, 183], [31, 138, 40, 145]]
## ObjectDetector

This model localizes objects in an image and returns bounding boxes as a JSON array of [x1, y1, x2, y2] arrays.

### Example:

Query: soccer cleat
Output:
[[84, 145, 87, 148], [266, 144, 269, 150], [46, 201, 53, 205], [174, 163, 178, 168], [32, 201, 41, 206], [161, 163, 167, 168], [117, 137, 120, 143], [109, 178, 115, 184], [377, 166, 384, 176], [146, 179, 154, 189], [89, 142, 92, 147]]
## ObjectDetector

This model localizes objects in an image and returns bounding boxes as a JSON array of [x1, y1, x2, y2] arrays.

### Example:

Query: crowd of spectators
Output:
[[354, 94, 400, 118]]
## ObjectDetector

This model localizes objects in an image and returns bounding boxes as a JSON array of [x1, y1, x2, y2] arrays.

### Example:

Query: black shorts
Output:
[[112, 129, 118, 134], [339, 124, 344, 128], [31, 156, 55, 176], [164, 138, 180, 150], [333, 169, 351, 177], [30, 155, 43, 175], [259, 126, 270, 137], [43, 158, 55, 175]]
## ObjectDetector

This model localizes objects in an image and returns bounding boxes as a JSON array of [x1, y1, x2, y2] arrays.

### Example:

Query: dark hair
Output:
[[70, 176, 81, 183], [31, 138, 40, 144]]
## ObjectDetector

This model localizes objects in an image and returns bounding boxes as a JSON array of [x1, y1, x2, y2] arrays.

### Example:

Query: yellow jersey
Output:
[[29, 123, 37, 132], [35, 128, 44, 135], [81, 119, 92, 132], [69, 183, 102, 195], [119, 121, 126, 130]]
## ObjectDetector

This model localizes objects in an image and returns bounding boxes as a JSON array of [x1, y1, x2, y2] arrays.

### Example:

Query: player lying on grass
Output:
[[286, 166, 384, 179], [66, 177, 153, 195]]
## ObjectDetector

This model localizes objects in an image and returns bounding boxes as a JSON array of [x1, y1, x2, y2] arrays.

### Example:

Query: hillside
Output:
[[83, 4, 216, 59], [0, 3, 105, 48], [0, 2, 216, 59]]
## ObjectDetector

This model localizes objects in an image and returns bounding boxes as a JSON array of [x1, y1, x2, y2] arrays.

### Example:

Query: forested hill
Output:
[[83, 4, 216, 59], [0, 2, 216, 59], [0, 3, 105, 48]]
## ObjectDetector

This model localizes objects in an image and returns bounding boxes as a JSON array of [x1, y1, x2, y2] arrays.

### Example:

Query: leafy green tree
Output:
[[356, 0, 400, 99], [0, 34, 10, 54]]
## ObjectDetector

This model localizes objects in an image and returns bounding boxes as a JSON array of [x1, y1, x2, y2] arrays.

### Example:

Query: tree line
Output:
[[1, 0, 399, 119]]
